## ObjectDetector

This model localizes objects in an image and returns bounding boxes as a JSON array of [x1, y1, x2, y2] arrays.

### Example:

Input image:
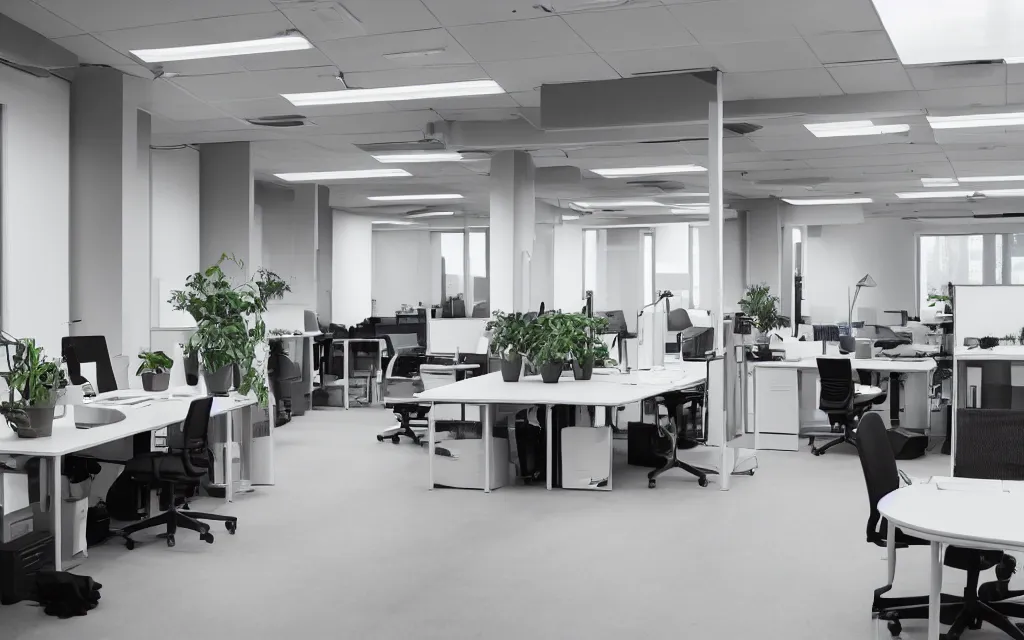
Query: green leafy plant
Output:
[[255, 268, 291, 302], [566, 314, 610, 364], [0, 339, 66, 431], [169, 254, 269, 406], [1002, 334, 1018, 345], [738, 283, 790, 335], [525, 313, 578, 365], [135, 350, 174, 375], [486, 311, 529, 358], [927, 293, 951, 308]]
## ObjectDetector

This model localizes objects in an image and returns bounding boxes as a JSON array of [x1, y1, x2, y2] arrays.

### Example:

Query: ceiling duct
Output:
[[246, 114, 311, 128], [354, 139, 448, 153], [0, 13, 77, 77]]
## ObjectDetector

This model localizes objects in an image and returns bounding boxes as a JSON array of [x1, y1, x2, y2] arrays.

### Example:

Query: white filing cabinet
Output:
[[753, 367, 801, 451]]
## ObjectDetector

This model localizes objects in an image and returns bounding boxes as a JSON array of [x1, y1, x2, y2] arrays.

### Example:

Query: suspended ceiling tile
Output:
[[419, 0, 543, 27], [317, 29, 475, 72], [598, 45, 719, 76], [170, 66, 341, 101], [907, 63, 1007, 91], [94, 12, 293, 52], [510, 89, 541, 107], [0, 0, 83, 37], [389, 93, 520, 112], [562, 6, 696, 53], [723, 67, 842, 100], [52, 34, 135, 66], [804, 31, 897, 64], [480, 53, 618, 93], [448, 16, 593, 63], [341, 64, 488, 89], [918, 85, 1007, 109], [707, 38, 820, 73], [669, 0, 800, 44], [788, 0, 882, 37], [277, 0, 440, 41], [309, 110, 437, 135], [827, 61, 914, 94], [34, 0, 278, 33], [434, 107, 523, 121]]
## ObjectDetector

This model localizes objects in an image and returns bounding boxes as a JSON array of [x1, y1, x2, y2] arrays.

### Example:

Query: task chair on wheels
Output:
[[120, 397, 237, 549], [857, 414, 1024, 639], [647, 390, 712, 488], [379, 342, 429, 445], [811, 358, 884, 456]]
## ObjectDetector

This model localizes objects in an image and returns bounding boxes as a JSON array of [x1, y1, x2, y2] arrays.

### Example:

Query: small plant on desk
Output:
[[0, 338, 66, 437], [1001, 334, 1018, 346], [738, 283, 790, 342], [525, 313, 578, 383], [136, 350, 174, 392], [487, 310, 529, 382]]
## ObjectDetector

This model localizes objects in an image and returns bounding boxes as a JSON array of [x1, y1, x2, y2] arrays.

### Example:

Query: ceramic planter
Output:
[[572, 357, 594, 381], [204, 364, 235, 395], [16, 405, 56, 438], [141, 371, 170, 392], [539, 362, 563, 384], [500, 354, 522, 382]]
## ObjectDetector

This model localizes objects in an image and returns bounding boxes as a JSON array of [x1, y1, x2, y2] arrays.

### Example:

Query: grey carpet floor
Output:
[[2, 407, 1017, 639]]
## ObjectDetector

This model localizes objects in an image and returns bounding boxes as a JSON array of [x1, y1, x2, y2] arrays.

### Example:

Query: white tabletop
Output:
[[0, 388, 256, 457], [415, 364, 706, 407], [878, 481, 1024, 552], [753, 356, 937, 373], [268, 331, 321, 340], [955, 345, 1024, 361], [420, 363, 480, 371]]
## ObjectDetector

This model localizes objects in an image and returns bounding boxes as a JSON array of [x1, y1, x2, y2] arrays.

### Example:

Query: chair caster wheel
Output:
[[201, 532, 215, 544], [648, 479, 656, 488], [166, 535, 175, 548], [698, 477, 709, 487], [812, 448, 822, 456], [376, 435, 385, 442], [391, 435, 401, 444], [124, 538, 135, 550], [887, 618, 902, 638], [226, 522, 237, 534]]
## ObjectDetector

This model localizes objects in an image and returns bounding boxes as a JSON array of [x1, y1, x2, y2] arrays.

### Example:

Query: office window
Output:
[[919, 234, 983, 312], [654, 224, 691, 308], [440, 232, 464, 302], [643, 232, 654, 306], [435, 231, 489, 317], [996, 234, 1004, 285], [1011, 234, 1024, 284], [468, 231, 489, 317]]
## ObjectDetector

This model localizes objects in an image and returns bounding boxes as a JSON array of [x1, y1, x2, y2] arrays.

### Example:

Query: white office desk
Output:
[[416, 365, 707, 492], [751, 357, 936, 451], [0, 388, 256, 569], [879, 480, 1024, 640]]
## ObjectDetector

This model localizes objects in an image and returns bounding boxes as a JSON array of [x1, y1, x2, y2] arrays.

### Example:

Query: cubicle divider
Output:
[[427, 317, 490, 356]]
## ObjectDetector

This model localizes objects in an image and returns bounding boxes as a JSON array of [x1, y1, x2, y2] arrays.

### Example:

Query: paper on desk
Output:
[[929, 476, 1007, 492]]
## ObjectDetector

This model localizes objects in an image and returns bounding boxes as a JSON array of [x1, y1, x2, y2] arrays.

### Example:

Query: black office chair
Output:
[[120, 397, 237, 549], [647, 392, 711, 488], [856, 414, 1024, 639], [810, 358, 885, 456], [62, 336, 117, 393]]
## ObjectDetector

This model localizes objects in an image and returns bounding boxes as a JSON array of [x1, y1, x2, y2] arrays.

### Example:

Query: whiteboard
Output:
[[954, 285, 1024, 346]]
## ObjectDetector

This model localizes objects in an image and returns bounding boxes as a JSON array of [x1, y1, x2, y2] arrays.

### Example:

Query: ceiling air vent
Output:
[[246, 115, 310, 128], [724, 122, 762, 135]]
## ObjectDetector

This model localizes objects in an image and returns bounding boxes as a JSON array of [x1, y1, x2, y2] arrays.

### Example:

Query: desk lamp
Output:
[[845, 274, 876, 351]]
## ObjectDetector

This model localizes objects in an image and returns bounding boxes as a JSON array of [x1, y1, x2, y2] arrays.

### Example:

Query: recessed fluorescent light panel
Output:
[[872, 0, 1024, 65], [283, 79, 504, 106], [959, 175, 1024, 183], [592, 165, 706, 178], [804, 120, 909, 138], [571, 200, 664, 208], [372, 152, 463, 163], [927, 112, 1024, 129], [895, 191, 976, 199], [561, 215, 580, 221], [978, 189, 1024, 197], [921, 178, 959, 187], [367, 194, 463, 202], [276, 169, 410, 182], [406, 211, 455, 218], [781, 197, 873, 206], [671, 207, 710, 214], [131, 34, 312, 63], [373, 220, 414, 226]]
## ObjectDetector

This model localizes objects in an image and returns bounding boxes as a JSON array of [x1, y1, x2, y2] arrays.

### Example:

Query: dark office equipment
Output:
[[62, 336, 117, 393], [812, 324, 841, 342], [120, 397, 237, 549], [442, 296, 466, 318], [667, 308, 692, 332], [955, 409, 1024, 480], [858, 324, 912, 350], [810, 358, 885, 456], [303, 309, 319, 332], [886, 427, 928, 460], [598, 310, 636, 368], [0, 531, 54, 605], [676, 326, 714, 358], [732, 312, 753, 335], [646, 391, 710, 488], [29, 570, 103, 618], [856, 414, 1024, 639], [268, 340, 303, 424]]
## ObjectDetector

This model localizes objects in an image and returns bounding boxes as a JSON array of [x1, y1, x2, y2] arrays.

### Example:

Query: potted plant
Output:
[[526, 313, 575, 383], [169, 254, 269, 404], [0, 339, 66, 438], [136, 350, 174, 392], [737, 283, 790, 343], [487, 310, 529, 382], [568, 314, 609, 381]]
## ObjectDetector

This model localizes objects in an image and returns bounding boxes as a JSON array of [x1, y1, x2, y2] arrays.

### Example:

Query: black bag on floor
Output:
[[32, 571, 102, 618], [105, 472, 145, 522]]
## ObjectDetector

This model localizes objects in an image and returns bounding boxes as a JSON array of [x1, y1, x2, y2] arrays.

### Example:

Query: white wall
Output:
[[371, 229, 432, 315], [553, 224, 583, 311], [151, 146, 200, 326], [804, 220, 917, 324], [531, 223, 554, 310], [0, 65, 70, 355], [698, 219, 743, 314], [333, 211, 372, 326], [258, 183, 317, 307], [746, 205, 782, 296]]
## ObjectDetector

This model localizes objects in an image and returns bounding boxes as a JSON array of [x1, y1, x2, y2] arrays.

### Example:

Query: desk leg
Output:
[[483, 404, 494, 493], [343, 341, 350, 410], [428, 405, 435, 491], [545, 405, 553, 491], [929, 541, 942, 640], [886, 519, 897, 588], [225, 411, 234, 503], [51, 456, 62, 570], [237, 406, 253, 493]]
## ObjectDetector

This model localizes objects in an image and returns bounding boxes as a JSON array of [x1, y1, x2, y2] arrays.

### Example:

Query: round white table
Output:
[[878, 482, 1024, 640]]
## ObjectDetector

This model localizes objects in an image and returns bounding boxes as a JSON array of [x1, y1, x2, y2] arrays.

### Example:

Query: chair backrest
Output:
[[62, 336, 117, 393], [855, 413, 899, 544], [816, 357, 855, 413], [598, 310, 629, 335], [181, 396, 215, 477], [667, 308, 692, 332]]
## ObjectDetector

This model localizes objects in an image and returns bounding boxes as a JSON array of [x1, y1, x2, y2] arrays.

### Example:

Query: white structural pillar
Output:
[[69, 67, 152, 381], [333, 211, 373, 326], [707, 71, 725, 351], [552, 223, 584, 311], [317, 185, 333, 322], [490, 150, 536, 312], [258, 182, 319, 308], [200, 142, 256, 282]]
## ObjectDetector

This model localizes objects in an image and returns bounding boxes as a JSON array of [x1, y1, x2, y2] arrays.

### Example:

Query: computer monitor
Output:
[[304, 310, 319, 333]]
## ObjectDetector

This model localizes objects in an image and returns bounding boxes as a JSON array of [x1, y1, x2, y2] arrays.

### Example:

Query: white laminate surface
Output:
[[420, 363, 480, 372], [415, 364, 706, 407], [955, 346, 1024, 361], [878, 481, 1024, 552], [0, 388, 256, 456], [752, 356, 937, 373]]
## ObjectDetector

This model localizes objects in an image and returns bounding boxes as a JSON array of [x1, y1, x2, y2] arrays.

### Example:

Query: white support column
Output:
[[708, 71, 725, 351], [317, 186, 333, 322], [332, 211, 373, 326], [489, 150, 535, 312]]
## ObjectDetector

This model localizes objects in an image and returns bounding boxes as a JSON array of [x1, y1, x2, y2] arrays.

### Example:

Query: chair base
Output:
[[121, 501, 237, 549], [810, 432, 854, 455], [378, 406, 429, 445]]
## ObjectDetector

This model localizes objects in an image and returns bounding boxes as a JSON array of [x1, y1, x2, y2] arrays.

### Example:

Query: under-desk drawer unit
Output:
[[754, 367, 800, 451]]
